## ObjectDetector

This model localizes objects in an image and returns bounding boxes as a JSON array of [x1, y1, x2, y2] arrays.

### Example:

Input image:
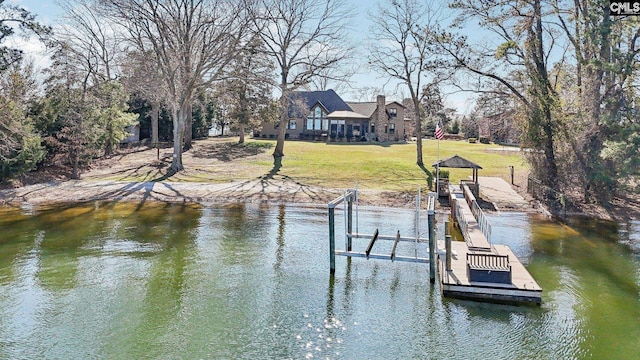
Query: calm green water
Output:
[[0, 202, 639, 359]]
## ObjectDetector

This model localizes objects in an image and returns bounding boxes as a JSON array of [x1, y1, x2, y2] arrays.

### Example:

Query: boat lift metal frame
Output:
[[328, 187, 438, 283]]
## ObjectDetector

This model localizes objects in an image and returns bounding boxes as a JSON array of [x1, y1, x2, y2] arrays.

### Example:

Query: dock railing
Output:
[[462, 184, 492, 244], [455, 201, 470, 241]]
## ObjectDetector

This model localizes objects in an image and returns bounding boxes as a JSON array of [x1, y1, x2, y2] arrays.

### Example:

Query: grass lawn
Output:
[[269, 139, 528, 191], [92, 137, 528, 192]]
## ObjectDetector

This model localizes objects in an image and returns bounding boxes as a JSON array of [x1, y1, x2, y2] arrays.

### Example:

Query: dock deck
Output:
[[437, 241, 542, 304], [443, 184, 542, 305]]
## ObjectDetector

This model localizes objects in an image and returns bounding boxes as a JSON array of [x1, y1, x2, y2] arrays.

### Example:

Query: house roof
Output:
[[346, 101, 406, 118], [432, 155, 483, 169], [346, 102, 378, 118], [326, 110, 370, 119], [289, 89, 352, 118]]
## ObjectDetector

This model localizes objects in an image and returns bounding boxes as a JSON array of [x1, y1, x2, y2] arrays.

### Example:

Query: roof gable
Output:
[[346, 102, 377, 118], [289, 89, 351, 118]]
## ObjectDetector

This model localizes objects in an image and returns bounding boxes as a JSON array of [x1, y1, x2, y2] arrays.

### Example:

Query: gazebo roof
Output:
[[432, 155, 482, 169]]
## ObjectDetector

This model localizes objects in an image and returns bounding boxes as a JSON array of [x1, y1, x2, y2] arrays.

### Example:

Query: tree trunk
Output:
[[414, 98, 423, 166], [104, 123, 113, 157], [542, 112, 558, 191], [272, 92, 288, 161], [151, 102, 159, 146], [184, 102, 193, 150], [238, 124, 245, 144], [170, 106, 184, 173], [273, 117, 287, 158], [71, 149, 79, 179]]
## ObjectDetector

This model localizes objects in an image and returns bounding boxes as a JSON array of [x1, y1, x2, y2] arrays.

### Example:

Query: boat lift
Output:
[[328, 187, 438, 283]]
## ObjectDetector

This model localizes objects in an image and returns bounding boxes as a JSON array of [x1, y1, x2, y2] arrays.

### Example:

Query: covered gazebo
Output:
[[432, 155, 483, 197]]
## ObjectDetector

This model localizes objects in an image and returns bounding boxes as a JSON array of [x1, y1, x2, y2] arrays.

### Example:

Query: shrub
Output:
[[468, 138, 477, 143], [479, 137, 490, 144]]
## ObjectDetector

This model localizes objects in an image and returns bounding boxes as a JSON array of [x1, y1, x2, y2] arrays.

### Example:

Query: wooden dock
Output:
[[437, 241, 542, 305], [326, 185, 542, 305], [442, 184, 542, 305]]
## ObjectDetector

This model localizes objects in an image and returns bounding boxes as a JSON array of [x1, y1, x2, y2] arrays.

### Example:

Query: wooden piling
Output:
[[428, 210, 436, 283], [445, 234, 452, 271]]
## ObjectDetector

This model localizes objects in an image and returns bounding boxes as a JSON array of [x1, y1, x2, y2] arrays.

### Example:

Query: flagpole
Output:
[[436, 138, 440, 195], [435, 120, 442, 195]]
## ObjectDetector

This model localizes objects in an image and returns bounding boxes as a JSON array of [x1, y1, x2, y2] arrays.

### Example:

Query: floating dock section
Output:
[[440, 184, 542, 305]]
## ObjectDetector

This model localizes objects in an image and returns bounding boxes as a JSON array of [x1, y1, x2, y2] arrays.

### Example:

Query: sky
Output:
[[9, 0, 478, 115]]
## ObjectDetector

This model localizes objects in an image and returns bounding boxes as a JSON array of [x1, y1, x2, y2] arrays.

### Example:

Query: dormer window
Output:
[[389, 108, 397, 117]]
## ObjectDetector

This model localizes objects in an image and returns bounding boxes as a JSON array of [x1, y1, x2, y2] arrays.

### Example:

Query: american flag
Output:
[[435, 121, 444, 140]]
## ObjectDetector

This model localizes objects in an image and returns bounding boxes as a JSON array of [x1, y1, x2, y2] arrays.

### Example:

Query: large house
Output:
[[255, 89, 406, 142]]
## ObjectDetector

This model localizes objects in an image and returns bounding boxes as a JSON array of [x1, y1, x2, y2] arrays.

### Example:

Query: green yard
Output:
[[266, 139, 527, 191], [91, 138, 528, 192]]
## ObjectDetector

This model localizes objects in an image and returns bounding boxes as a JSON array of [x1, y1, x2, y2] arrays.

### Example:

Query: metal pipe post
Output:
[[329, 206, 335, 275], [347, 196, 353, 252]]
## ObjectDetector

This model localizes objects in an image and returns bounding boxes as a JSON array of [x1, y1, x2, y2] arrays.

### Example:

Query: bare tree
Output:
[[58, 0, 121, 86], [101, 0, 244, 172], [248, 0, 353, 168], [58, 0, 132, 157], [303, 61, 358, 94], [439, 0, 561, 190], [369, 0, 447, 166]]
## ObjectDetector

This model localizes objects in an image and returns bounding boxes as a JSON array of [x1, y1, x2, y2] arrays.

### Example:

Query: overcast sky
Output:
[[9, 0, 477, 114]]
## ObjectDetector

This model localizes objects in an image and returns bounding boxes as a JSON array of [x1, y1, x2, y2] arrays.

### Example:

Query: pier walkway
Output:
[[441, 184, 542, 305]]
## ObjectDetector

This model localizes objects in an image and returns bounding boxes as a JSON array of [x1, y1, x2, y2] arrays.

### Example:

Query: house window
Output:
[[389, 108, 397, 117], [389, 123, 395, 134], [306, 106, 325, 130], [384, 124, 388, 134], [288, 120, 297, 130], [371, 124, 375, 133]]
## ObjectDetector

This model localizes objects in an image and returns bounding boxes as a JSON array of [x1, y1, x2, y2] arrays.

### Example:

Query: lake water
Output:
[[0, 202, 639, 359]]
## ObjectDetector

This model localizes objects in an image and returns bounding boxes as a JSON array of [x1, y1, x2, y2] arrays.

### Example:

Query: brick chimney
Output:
[[376, 95, 387, 142]]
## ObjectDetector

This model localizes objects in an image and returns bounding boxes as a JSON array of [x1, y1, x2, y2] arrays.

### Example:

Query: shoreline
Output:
[[0, 179, 427, 210], [1, 179, 636, 222]]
